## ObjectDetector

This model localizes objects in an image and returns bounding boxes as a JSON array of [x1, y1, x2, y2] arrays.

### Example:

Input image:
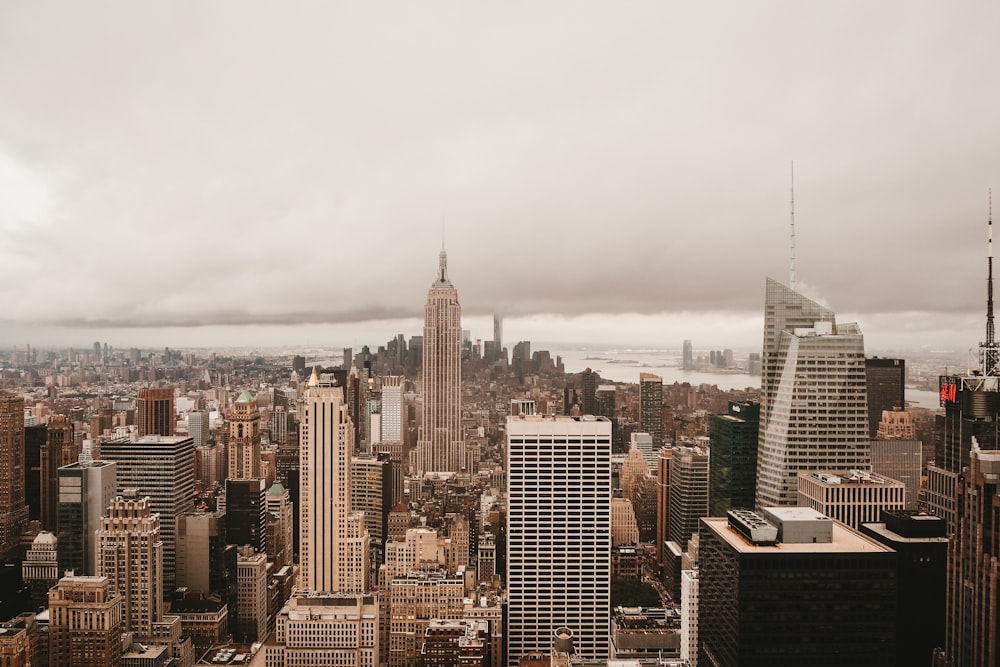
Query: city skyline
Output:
[[1, 3, 999, 352]]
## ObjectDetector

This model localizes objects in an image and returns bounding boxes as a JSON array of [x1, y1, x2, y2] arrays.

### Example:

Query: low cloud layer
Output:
[[1, 2, 998, 349]]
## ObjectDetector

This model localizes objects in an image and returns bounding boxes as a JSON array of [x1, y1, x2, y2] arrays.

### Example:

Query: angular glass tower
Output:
[[755, 279, 870, 508]]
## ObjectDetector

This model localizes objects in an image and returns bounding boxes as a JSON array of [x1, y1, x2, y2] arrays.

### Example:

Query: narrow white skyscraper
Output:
[[506, 414, 611, 664], [299, 369, 370, 593]]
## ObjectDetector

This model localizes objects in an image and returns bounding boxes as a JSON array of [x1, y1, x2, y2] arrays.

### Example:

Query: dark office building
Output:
[[865, 357, 906, 439], [224, 478, 266, 553], [699, 508, 897, 666], [24, 425, 45, 523], [639, 373, 664, 449], [860, 510, 947, 667], [708, 401, 760, 516], [580, 368, 599, 416]]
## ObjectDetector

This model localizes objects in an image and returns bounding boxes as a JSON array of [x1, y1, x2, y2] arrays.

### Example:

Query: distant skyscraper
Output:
[[639, 373, 663, 449], [0, 392, 27, 562], [223, 478, 267, 553], [380, 376, 403, 444], [416, 251, 465, 474], [100, 435, 194, 591], [580, 368, 599, 416], [188, 410, 210, 447], [299, 369, 369, 593], [137, 387, 175, 437], [57, 460, 117, 576], [871, 410, 922, 509], [493, 314, 503, 351], [708, 400, 760, 516], [755, 279, 870, 508], [506, 415, 611, 665], [865, 357, 906, 439], [228, 390, 261, 479], [96, 492, 163, 637], [682, 340, 693, 370]]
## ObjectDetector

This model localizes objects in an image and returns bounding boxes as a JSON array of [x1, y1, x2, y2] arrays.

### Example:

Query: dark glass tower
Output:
[[708, 400, 760, 516]]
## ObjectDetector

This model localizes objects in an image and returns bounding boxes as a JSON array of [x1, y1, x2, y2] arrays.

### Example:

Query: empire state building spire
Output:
[[437, 250, 451, 285]]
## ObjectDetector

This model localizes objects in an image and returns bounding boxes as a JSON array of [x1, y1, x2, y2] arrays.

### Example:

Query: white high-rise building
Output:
[[380, 376, 403, 444], [415, 251, 465, 474], [299, 369, 369, 593], [506, 415, 611, 665], [755, 279, 870, 508], [680, 569, 699, 666]]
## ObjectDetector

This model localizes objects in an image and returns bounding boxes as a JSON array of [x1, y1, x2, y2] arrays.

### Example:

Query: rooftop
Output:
[[703, 516, 893, 554]]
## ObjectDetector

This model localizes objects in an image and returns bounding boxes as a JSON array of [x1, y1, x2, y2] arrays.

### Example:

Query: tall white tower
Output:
[[415, 251, 465, 474], [299, 369, 370, 593], [506, 414, 612, 664], [755, 279, 870, 508]]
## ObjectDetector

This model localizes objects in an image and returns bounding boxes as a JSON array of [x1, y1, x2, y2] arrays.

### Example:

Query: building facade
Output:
[[56, 460, 117, 576], [639, 373, 663, 449], [136, 388, 175, 437], [708, 400, 760, 516], [506, 415, 611, 665], [0, 393, 27, 562], [796, 470, 906, 530]]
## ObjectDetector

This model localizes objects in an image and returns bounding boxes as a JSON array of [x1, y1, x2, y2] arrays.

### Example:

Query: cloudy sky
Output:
[[1, 1, 998, 353]]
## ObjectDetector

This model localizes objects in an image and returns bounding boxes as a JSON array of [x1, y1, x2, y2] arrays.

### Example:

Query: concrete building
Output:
[[655, 447, 673, 569], [380, 376, 404, 445], [22, 531, 59, 611], [755, 279, 871, 508], [680, 570, 698, 666], [796, 470, 906, 530], [388, 569, 468, 667], [668, 446, 709, 550], [266, 481, 295, 568], [610, 496, 639, 547], [415, 251, 465, 474], [96, 492, 163, 637], [260, 592, 379, 667], [175, 510, 227, 596], [236, 546, 268, 644], [699, 508, 896, 666], [48, 575, 124, 667], [228, 391, 262, 480], [506, 415, 611, 665], [871, 410, 922, 509], [418, 619, 490, 667], [299, 369, 369, 594], [137, 388, 175, 438], [352, 454, 393, 570], [639, 373, 663, 449], [0, 393, 28, 563], [708, 401, 760, 516], [100, 435, 194, 591], [56, 460, 117, 576], [187, 410, 210, 448]]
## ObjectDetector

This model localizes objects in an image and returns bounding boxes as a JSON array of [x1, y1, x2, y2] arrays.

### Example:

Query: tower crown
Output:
[[434, 250, 453, 287]]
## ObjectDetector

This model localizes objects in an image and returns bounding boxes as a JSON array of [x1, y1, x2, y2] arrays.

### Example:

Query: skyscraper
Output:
[[100, 435, 194, 591], [223, 477, 267, 553], [136, 388, 175, 437], [228, 390, 261, 479], [865, 357, 906, 439], [380, 376, 403, 444], [506, 414, 611, 664], [57, 460, 117, 577], [682, 340, 693, 371], [299, 369, 370, 593], [415, 251, 465, 474], [95, 492, 163, 637], [639, 373, 664, 449], [755, 279, 870, 508], [0, 392, 27, 562], [708, 400, 760, 515], [48, 574, 124, 667], [40, 415, 77, 531], [668, 445, 709, 550]]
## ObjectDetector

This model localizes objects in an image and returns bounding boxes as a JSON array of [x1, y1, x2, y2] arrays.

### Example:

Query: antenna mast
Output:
[[789, 161, 796, 291], [984, 190, 998, 375]]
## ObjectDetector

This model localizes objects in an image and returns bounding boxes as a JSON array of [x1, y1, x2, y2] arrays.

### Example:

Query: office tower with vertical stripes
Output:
[[0, 393, 27, 562], [506, 414, 611, 665], [137, 388, 175, 437]]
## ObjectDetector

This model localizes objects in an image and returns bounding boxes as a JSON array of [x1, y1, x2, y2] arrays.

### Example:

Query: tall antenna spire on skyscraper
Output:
[[983, 190, 998, 375], [789, 160, 797, 291]]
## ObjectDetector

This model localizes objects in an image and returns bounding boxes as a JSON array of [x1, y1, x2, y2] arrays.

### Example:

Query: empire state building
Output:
[[415, 251, 465, 474]]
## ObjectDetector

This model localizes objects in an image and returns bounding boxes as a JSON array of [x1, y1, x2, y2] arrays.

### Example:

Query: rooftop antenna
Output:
[[985, 190, 998, 374], [789, 160, 797, 291]]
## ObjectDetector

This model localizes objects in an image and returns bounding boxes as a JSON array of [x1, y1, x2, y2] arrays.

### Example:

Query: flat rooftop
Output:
[[703, 516, 893, 554]]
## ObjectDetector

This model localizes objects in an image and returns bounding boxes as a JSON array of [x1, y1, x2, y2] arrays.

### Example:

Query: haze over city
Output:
[[1, 2, 999, 351]]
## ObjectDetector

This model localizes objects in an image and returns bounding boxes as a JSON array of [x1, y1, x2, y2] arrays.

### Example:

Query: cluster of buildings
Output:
[[1, 238, 1000, 667]]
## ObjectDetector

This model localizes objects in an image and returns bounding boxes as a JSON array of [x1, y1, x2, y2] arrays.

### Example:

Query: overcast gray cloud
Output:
[[0, 1, 998, 350]]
